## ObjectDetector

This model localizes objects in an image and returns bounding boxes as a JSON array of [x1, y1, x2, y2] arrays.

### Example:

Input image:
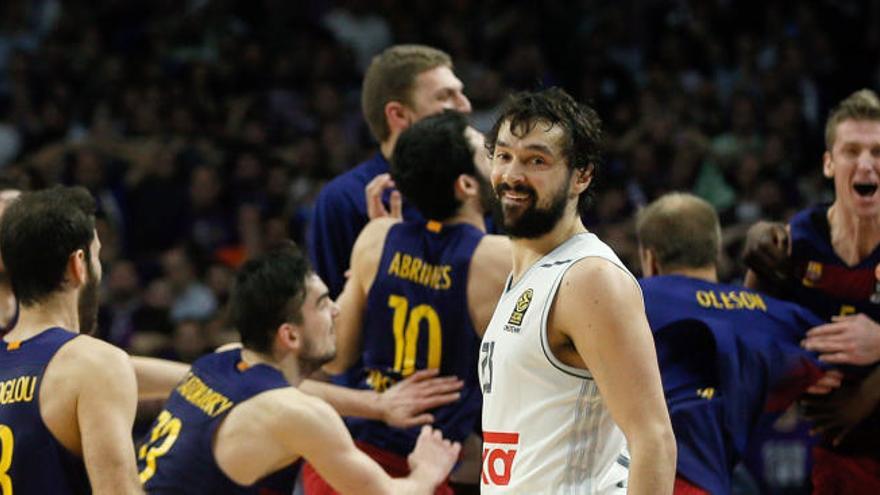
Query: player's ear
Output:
[[454, 174, 479, 200], [571, 165, 593, 195], [822, 150, 834, 178], [65, 248, 88, 288], [638, 246, 659, 277], [385, 101, 414, 136], [275, 322, 303, 354]]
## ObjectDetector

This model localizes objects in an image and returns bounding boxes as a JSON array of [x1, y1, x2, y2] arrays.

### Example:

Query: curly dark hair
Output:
[[485, 87, 602, 215], [391, 110, 477, 220]]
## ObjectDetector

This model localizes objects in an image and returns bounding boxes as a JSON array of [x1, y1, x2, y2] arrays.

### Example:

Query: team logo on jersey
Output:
[[504, 289, 533, 333], [802, 261, 822, 287], [482, 431, 519, 486]]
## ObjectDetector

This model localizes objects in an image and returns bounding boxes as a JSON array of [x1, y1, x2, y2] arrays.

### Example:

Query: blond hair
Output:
[[825, 89, 880, 150]]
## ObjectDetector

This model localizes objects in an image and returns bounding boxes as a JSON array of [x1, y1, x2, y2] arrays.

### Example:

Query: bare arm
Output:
[[467, 235, 512, 335], [554, 259, 675, 495], [301, 369, 462, 427], [130, 356, 189, 400], [323, 219, 393, 374], [288, 398, 459, 495], [76, 341, 143, 494]]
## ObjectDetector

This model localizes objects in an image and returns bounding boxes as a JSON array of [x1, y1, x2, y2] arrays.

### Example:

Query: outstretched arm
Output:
[[284, 398, 459, 495], [300, 369, 462, 427]]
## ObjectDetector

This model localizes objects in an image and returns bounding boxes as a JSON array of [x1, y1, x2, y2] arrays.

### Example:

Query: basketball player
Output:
[[480, 88, 676, 494], [637, 192, 833, 495], [309, 44, 472, 299], [0, 186, 142, 494], [304, 111, 510, 494], [743, 89, 880, 492], [137, 246, 460, 494]]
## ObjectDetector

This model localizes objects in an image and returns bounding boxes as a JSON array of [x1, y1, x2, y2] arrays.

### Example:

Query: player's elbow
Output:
[[627, 418, 677, 467]]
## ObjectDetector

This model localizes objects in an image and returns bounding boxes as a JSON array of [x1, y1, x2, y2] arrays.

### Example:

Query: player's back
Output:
[[137, 348, 298, 494], [640, 275, 824, 494], [350, 220, 484, 456], [0, 327, 89, 494]]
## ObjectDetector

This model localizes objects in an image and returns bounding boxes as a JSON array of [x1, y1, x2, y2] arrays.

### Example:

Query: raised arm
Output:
[[554, 259, 676, 495], [323, 218, 393, 375]]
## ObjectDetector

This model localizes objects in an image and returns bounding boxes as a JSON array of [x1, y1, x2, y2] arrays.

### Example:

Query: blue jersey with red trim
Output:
[[137, 349, 298, 494], [348, 220, 484, 456], [0, 327, 89, 494], [789, 204, 880, 323], [641, 275, 825, 495]]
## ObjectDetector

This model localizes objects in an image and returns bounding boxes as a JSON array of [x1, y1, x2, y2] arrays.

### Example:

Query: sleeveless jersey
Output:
[[641, 275, 826, 494], [789, 204, 880, 323], [138, 348, 298, 494], [479, 233, 630, 494], [348, 220, 484, 456], [0, 327, 89, 494]]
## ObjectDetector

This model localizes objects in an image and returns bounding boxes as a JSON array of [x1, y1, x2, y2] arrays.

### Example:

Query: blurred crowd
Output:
[[1, 0, 879, 358]]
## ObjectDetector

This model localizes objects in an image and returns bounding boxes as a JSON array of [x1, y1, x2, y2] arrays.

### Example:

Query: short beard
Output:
[[297, 336, 336, 378], [78, 262, 100, 336], [494, 179, 570, 239]]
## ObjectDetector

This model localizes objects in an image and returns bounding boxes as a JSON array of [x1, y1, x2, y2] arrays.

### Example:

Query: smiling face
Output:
[[824, 119, 880, 218], [490, 119, 576, 238]]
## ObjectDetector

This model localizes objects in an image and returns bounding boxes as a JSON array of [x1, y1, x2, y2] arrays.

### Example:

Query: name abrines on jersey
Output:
[[695, 290, 767, 312], [387, 252, 452, 290], [176, 373, 234, 417], [0, 375, 37, 405], [504, 289, 533, 333], [482, 431, 519, 486]]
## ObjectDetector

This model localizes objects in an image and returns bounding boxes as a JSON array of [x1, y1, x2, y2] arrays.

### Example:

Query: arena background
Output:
[[0, 0, 877, 362]]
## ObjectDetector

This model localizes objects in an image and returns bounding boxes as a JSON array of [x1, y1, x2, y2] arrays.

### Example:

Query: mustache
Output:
[[495, 183, 536, 197]]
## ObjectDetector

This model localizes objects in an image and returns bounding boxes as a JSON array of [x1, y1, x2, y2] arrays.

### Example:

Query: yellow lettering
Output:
[[409, 259, 423, 283], [418, 263, 432, 286], [752, 293, 767, 312], [175, 374, 234, 417], [399, 255, 412, 278], [696, 291, 711, 307], [720, 292, 735, 310], [387, 252, 401, 276], [840, 305, 856, 316], [707, 291, 723, 309], [439, 266, 452, 290]]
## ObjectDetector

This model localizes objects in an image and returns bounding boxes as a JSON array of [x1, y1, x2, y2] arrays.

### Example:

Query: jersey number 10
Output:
[[388, 295, 442, 376]]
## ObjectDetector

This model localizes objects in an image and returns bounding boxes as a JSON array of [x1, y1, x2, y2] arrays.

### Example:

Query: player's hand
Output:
[[379, 368, 463, 428], [742, 221, 792, 287], [802, 314, 880, 365], [365, 173, 402, 220], [806, 369, 844, 395], [802, 378, 880, 447], [408, 426, 461, 487]]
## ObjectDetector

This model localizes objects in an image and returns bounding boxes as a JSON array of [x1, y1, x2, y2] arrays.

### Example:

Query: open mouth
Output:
[[854, 183, 879, 197]]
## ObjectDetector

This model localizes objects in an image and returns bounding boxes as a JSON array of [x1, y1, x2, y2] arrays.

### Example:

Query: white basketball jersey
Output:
[[479, 233, 632, 494]]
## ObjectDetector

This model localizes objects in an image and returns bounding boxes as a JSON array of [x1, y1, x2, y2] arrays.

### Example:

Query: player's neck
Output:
[[445, 206, 486, 232], [827, 202, 880, 265], [380, 136, 397, 161], [509, 210, 587, 283], [663, 266, 718, 283], [8, 293, 79, 340], [240, 347, 306, 386], [0, 283, 16, 328]]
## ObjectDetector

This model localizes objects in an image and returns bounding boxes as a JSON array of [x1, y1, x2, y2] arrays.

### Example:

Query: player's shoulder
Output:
[[353, 218, 397, 257], [54, 334, 131, 372], [473, 235, 512, 274], [560, 256, 640, 306], [317, 156, 386, 202]]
